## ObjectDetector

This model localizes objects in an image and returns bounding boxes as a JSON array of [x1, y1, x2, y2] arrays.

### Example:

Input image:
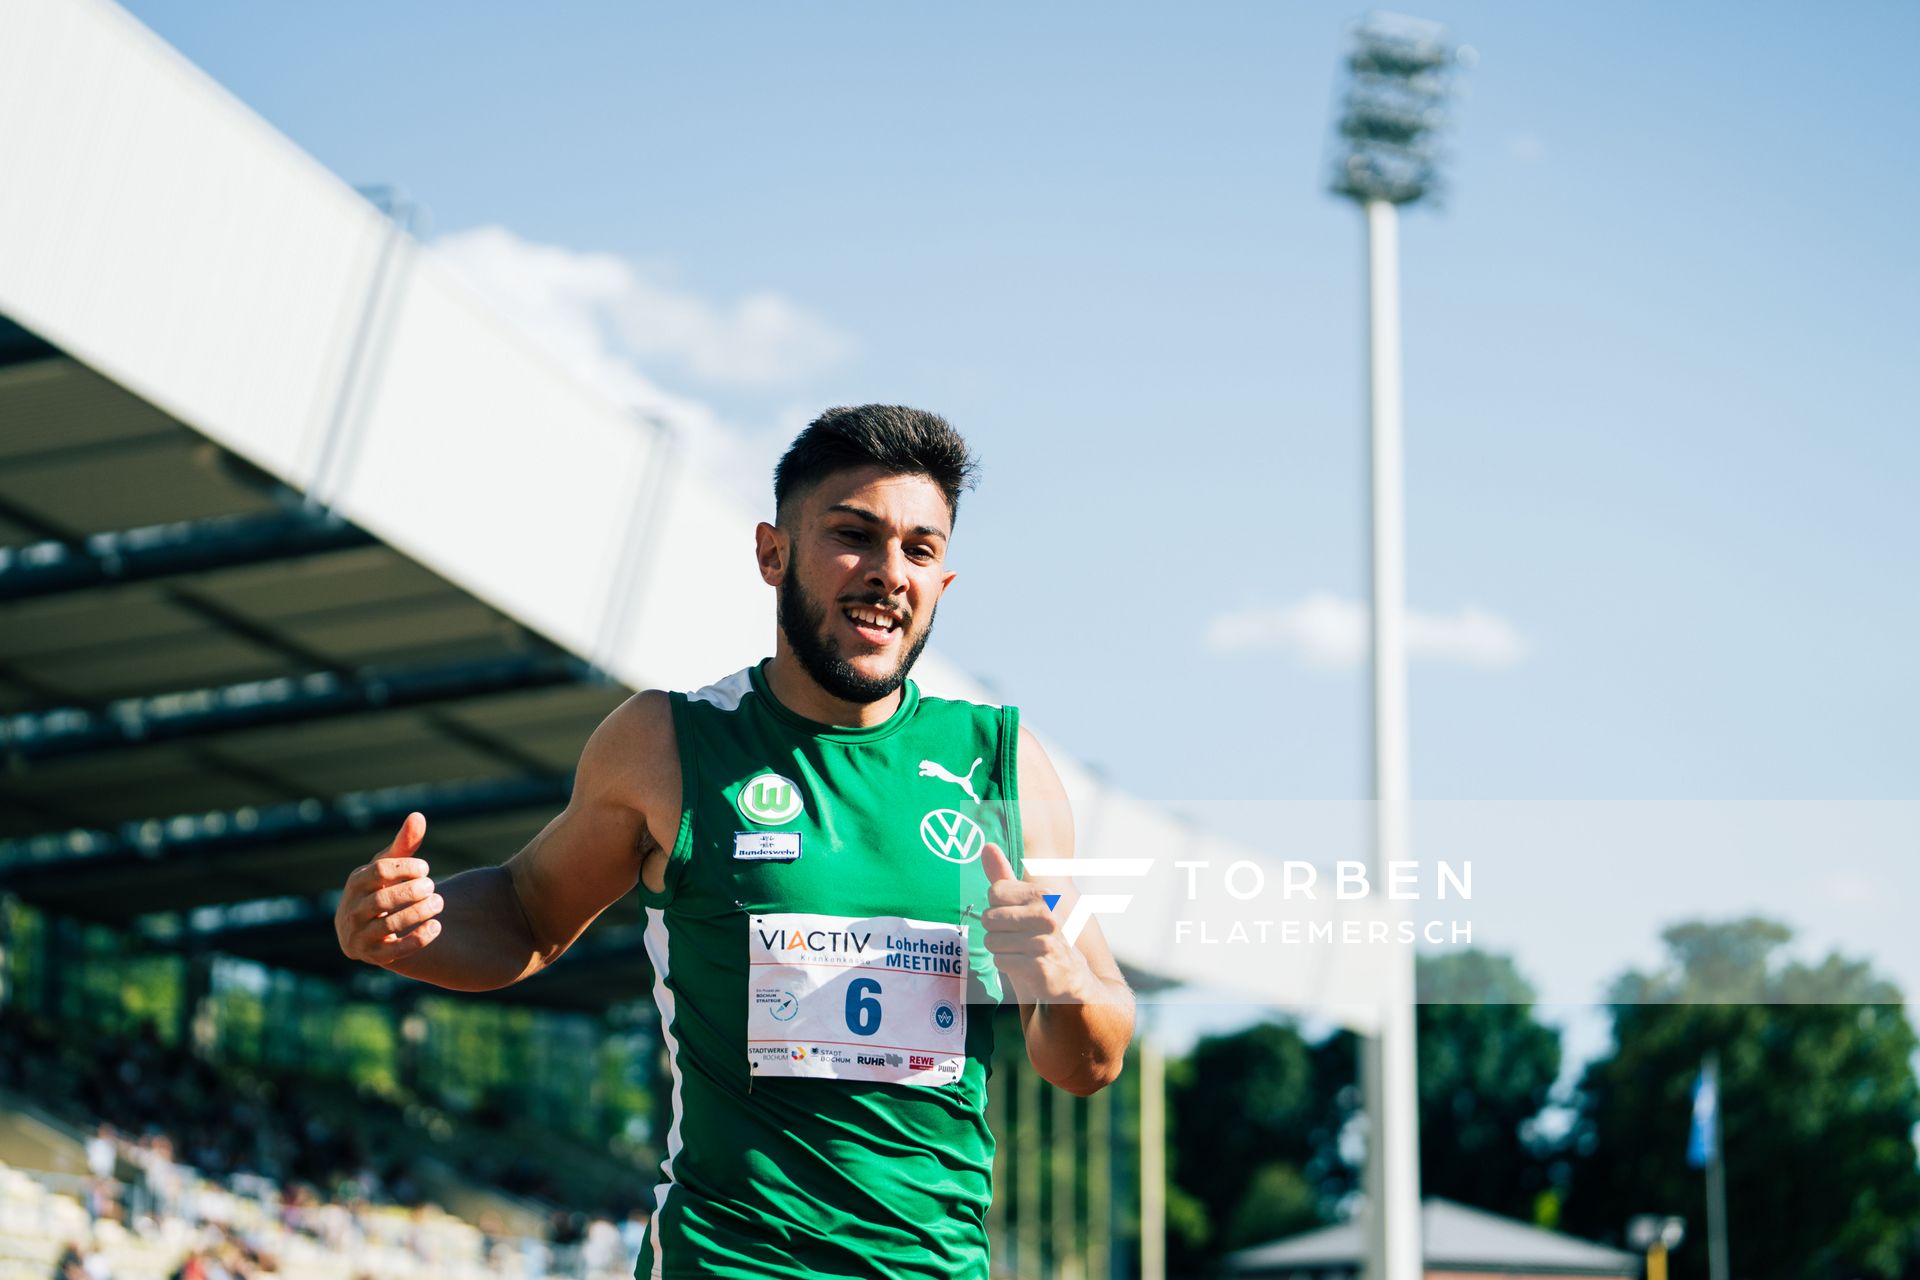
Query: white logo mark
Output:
[[918, 756, 983, 803], [919, 808, 986, 864], [1023, 857, 1156, 945]]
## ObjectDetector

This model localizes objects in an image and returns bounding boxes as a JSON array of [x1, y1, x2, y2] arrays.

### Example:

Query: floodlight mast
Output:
[[1327, 14, 1463, 1280]]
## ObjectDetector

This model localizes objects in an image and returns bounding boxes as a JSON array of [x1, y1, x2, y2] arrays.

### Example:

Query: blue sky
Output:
[[117, 0, 1919, 1033]]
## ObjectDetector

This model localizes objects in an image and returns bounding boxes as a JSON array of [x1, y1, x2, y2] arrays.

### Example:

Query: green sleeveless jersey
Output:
[[636, 660, 1023, 1279]]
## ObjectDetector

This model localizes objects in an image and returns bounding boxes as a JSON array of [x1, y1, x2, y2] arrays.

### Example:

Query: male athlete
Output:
[[333, 405, 1134, 1278]]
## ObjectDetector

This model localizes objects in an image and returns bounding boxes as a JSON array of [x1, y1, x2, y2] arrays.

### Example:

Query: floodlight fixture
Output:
[[1628, 1216, 1688, 1251], [1331, 12, 1465, 206]]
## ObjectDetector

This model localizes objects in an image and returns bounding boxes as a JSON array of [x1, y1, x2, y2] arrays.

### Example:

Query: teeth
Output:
[[846, 607, 897, 631]]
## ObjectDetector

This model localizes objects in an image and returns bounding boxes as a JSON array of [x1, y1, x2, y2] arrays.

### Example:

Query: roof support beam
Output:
[[0, 506, 374, 602], [0, 773, 572, 881], [172, 893, 650, 962], [165, 893, 650, 960], [136, 892, 657, 1012], [2, 652, 601, 763]]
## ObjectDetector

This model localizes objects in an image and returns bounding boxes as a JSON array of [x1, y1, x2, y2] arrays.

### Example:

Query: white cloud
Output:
[[431, 224, 852, 388], [431, 226, 717, 430], [428, 225, 858, 502], [1204, 592, 1528, 669]]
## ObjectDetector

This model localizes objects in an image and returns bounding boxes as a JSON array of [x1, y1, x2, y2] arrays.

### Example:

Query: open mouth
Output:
[[841, 603, 904, 645]]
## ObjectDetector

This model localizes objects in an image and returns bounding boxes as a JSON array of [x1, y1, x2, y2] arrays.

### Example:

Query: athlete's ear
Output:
[[936, 568, 958, 597], [755, 522, 789, 586]]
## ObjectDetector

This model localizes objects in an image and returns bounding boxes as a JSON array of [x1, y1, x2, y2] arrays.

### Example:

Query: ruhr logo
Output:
[[919, 808, 986, 864], [738, 772, 804, 825]]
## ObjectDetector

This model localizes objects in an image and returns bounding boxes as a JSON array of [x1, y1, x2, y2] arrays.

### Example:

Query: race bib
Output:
[[747, 911, 969, 1087]]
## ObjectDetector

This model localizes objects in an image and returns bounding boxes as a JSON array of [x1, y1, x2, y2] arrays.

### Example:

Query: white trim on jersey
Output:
[[917, 691, 1004, 711], [643, 906, 686, 1280], [686, 667, 753, 712]]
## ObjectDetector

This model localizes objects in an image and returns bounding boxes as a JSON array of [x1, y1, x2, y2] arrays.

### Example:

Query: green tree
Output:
[[329, 1004, 400, 1094], [1168, 1020, 1351, 1268], [1415, 950, 1563, 1221], [1563, 917, 1920, 1280]]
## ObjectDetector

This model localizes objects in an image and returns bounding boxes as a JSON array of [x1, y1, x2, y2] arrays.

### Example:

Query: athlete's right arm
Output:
[[332, 690, 680, 991]]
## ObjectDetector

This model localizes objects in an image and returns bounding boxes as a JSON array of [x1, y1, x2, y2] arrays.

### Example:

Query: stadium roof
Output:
[[0, 341, 634, 1008], [1224, 1199, 1641, 1277]]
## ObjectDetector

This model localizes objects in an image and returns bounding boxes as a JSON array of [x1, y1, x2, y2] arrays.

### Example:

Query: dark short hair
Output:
[[773, 405, 980, 525]]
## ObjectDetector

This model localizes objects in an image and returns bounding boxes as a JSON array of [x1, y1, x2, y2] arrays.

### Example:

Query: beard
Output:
[[777, 571, 936, 706]]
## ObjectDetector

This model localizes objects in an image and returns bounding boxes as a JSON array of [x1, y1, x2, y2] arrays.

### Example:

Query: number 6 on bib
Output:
[[846, 978, 884, 1035]]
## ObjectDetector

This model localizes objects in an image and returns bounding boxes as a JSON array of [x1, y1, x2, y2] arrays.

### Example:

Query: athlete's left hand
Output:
[[980, 843, 1094, 1004]]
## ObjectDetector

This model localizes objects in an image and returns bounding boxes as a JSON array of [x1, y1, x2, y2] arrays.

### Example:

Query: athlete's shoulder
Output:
[[597, 687, 676, 739], [1015, 723, 1074, 849], [576, 689, 678, 807]]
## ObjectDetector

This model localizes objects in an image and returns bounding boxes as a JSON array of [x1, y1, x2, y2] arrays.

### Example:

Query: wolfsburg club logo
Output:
[[738, 773, 804, 825], [919, 808, 986, 863]]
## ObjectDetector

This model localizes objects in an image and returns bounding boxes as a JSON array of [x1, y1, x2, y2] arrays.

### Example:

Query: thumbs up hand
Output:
[[334, 812, 445, 967], [980, 842, 1019, 890], [978, 842, 1090, 1005]]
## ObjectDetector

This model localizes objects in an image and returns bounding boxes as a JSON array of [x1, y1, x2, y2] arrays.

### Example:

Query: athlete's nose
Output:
[[864, 540, 912, 598]]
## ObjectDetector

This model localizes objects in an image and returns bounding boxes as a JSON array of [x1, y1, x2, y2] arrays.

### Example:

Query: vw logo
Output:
[[919, 808, 985, 864]]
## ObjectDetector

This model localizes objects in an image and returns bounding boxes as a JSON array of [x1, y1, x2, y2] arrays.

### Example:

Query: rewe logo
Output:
[[919, 756, 983, 803], [1024, 857, 1155, 945], [919, 808, 986, 864], [738, 772, 804, 824]]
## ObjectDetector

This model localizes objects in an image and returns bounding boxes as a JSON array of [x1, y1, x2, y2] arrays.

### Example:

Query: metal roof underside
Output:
[[0, 323, 647, 1012]]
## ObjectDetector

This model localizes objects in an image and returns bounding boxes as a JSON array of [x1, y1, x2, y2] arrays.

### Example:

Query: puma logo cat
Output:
[[918, 757, 983, 804]]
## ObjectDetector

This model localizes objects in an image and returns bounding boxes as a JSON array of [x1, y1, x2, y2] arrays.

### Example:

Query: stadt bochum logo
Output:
[[738, 773, 804, 825]]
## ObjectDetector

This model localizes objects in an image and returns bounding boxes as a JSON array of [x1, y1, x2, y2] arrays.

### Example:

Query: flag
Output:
[[1687, 1060, 1718, 1169]]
